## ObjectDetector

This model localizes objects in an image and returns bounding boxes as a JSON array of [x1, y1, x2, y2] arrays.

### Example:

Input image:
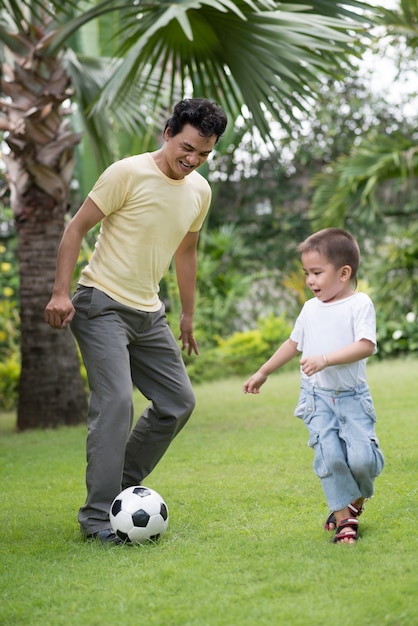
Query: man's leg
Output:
[[123, 306, 195, 487], [71, 287, 136, 535]]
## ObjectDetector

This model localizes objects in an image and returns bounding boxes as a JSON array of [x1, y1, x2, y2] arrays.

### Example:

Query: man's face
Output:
[[159, 123, 217, 180]]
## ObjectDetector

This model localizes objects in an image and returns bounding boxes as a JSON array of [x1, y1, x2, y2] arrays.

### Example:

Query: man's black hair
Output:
[[165, 98, 227, 143]]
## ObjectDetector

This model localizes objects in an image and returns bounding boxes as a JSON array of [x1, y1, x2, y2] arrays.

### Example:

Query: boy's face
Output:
[[301, 250, 353, 303], [159, 123, 217, 180]]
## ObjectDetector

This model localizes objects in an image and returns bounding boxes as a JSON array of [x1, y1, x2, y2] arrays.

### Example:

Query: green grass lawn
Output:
[[1, 358, 417, 626]]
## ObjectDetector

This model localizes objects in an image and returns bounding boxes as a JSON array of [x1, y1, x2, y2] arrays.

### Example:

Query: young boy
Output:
[[243, 228, 384, 544]]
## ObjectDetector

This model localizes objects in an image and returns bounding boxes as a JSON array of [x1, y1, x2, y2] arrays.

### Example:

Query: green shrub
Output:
[[0, 356, 20, 410], [217, 313, 294, 377], [184, 347, 224, 385], [218, 329, 269, 368], [376, 310, 418, 357], [186, 314, 295, 383], [0, 298, 20, 361], [256, 313, 294, 348], [0, 226, 20, 357], [0, 222, 19, 299]]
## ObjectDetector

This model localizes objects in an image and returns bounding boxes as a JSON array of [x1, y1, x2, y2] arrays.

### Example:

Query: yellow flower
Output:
[[1, 262, 12, 272], [0, 244, 5, 254], [3, 287, 14, 297]]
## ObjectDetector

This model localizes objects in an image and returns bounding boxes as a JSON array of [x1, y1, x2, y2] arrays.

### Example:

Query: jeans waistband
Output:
[[301, 379, 369, 398]]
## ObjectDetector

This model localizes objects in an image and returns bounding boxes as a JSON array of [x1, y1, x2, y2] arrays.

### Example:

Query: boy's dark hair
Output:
[[297, 228, 360, 287], [165, 98, 227, 143]]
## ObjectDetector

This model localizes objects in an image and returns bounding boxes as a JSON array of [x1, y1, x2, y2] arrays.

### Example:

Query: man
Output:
[[45, 98, 227, 544]]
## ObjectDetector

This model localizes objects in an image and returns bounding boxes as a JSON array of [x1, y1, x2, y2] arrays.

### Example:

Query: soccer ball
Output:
[[110, 486, 169, 544]]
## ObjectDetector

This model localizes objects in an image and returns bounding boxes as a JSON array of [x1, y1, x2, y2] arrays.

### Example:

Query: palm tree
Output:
[[0, 0, 377, 429], [311, 132, 418, 228], [311, 0, 418, 228]]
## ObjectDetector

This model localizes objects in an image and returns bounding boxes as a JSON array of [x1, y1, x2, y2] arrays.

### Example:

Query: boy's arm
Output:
[[300, 338, 375, 377], [243, 338, 299, 394]]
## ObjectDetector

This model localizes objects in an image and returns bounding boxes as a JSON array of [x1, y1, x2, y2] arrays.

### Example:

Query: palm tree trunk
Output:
[[0, 27, 88, 429], [16, 192, 87, 430]]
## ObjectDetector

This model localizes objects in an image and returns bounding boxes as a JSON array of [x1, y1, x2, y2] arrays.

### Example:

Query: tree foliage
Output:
[[308, 0, 418, 333], [0, 0, 383, 427]]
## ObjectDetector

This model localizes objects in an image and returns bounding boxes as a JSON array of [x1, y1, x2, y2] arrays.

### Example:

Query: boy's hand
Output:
[[243, 371, 268, 394], [300, 355, 327, 377]]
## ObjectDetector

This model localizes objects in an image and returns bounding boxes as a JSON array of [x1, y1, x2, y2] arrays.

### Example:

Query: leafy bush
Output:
[[164, 225, 255, 346], [0, 221, 20, 363], [218, 313, 294, 375], [0, 298, 20, 360], [376, 310, 418, 357], [0, 356, 20, 410], [186, 313, 296, 383], [0, 295, 20, 410], [0, 215, 19, 298]]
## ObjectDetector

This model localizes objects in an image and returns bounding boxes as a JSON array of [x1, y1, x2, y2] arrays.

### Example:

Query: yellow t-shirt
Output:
[[79, 153, 211, 311]]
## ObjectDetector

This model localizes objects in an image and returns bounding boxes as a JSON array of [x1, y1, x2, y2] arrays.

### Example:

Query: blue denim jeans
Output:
[[294, 380, 384, 512]]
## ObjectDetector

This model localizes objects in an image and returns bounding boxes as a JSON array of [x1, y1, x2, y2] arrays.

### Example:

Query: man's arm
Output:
[[44, 198, 104, 329], [174, 230, 200, 355]]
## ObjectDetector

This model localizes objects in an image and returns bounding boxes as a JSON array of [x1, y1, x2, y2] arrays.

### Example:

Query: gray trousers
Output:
[[70, 286, 196, 535]]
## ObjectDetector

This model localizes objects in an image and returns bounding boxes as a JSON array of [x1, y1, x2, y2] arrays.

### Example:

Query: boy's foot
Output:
[[333, 518, 359, 544], [324, 500, 365, 531]]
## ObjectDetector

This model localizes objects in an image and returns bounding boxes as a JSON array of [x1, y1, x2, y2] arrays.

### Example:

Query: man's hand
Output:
[[179, 313, 199, 356], [44, 294, 75, 329]]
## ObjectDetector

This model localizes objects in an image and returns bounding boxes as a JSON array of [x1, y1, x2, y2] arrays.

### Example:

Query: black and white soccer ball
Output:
[[110, 486, 169, 544]]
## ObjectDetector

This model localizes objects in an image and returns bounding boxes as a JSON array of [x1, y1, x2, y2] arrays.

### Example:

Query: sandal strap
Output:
[[324, 511, 336, 530], [333, 528, 358, 543], [325, 502, 364, 531], [348, 502, 363, 517], [333, 517, 359, 543], [336, 517, 359, 530]]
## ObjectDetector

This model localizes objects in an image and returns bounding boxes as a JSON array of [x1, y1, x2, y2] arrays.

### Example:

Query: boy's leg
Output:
[[307, 387, 384, 542], [304, 391, 362, 512], [340, 389, 384, 497]]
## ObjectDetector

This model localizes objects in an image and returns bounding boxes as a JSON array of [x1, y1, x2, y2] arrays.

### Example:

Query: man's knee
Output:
[[182, 386, 196, 415], [158, 385, 195, 436], [163, 380, 196, 420]]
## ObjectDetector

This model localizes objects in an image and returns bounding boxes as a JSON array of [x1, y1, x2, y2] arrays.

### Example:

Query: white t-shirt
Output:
[[290, 292, 376, 390], [79, 153, 211, 311]]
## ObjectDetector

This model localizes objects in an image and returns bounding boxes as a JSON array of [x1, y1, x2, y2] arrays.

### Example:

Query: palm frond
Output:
[[93, 1, 374, 139], [63, 49, 122, 169], [377, 0, 418, 48], [0, 0, 79, 31], [311, 133, 418, 228]]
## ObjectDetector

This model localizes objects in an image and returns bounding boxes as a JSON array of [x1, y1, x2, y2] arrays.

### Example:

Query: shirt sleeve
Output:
[[88, 160, 129, 216], [289, 306, 305, 353], [353, 293, 377, 352], [188, 184, 211, 232]]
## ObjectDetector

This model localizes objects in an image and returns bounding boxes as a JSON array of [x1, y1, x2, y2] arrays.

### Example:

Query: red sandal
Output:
[[324, 502, 364, 531], [333, 517, 359, 543]]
